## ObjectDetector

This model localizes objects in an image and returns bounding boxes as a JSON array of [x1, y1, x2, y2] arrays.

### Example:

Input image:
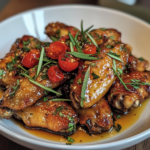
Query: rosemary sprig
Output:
[[50, 36, 58, 42], [106, 51, 123, 62], [49, 99, 71, 101], [67, 52, 99, 60], [84, 25, 93, 33], [70, 42, 74, 52], [80, 66, 90, 107], [86, 32, 98, 48], [112, 60, 130, 91], [17, 65, 28, 73], [20, 73, 61, 95]]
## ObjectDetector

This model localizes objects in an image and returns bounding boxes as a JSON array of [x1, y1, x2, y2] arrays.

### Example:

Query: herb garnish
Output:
[[86, 32, 98, 48], [92, 72, 100, 79], [117, 115, 121, 119], [101, 28, 106, 31], [80, 66, 90, 107], [23, 39, 30, 45], [106, 51, 123, 62], [77, 78, 82, 84], [113, 124, 122, 132], [10, 79, 20, 97], [70, 42, 74, 52], [109, 36, 114, 40], [56, 106, 63, 113], [0, 69, 4, 79], [66, 52, 99, 60], [20, 73, 61, 95], [138, 57, 145, 61], [43, 97, 48, 101], [50, 36, 58, 42], [49, 99, 71, 102]]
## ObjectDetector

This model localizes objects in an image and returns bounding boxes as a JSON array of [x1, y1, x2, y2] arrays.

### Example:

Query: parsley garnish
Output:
[[23, 39, 30, 45], [138, 57, 145, 61], [43, 97, 48, 102], [77, 78, 82, 84], [56, 106, 63, 113], [117, 115, 121, 119], [0, 69, 4, 79], [113, 124, 122, 132], [92, 72, 100, 79]]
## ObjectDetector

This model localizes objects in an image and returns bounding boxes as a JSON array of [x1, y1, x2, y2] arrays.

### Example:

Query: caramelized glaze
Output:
[[13, 98, 149, 144]]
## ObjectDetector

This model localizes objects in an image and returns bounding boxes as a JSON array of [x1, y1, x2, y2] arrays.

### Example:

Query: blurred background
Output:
[[0, 0, 150, 23]]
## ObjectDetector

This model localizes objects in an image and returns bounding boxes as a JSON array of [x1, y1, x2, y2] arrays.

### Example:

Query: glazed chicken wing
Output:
[[14, 97, 78, 135], [70, 39, 131, 109], [78, 97, 113, 134], [128, 55, 149, 72], [0, 67, 71, 112], [108, 71, 150, 113]]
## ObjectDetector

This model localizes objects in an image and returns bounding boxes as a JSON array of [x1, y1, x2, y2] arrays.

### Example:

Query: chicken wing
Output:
[[78, 97, 113, 134], [70, 39, 131, 109], [108, 71, 150, 113], [14, 97, 78, 135], [0, 67, 71, 111]]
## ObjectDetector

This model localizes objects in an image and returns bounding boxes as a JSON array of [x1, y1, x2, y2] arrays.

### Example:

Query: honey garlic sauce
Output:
[[13, 98, 150, 144]]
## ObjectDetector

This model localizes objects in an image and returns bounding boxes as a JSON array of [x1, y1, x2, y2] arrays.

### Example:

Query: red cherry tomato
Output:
[[68, 27, 78, 37], [19, 35, 32, 48], [82, 44, 97, 54], [46, 41, 67, 59], [48, 66, 64, 83], [22, 49, 40, 68], [58, 53, 79, 72]]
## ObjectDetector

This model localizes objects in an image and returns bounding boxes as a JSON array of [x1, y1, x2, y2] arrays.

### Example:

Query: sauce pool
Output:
[[12, 98, 150, 144]]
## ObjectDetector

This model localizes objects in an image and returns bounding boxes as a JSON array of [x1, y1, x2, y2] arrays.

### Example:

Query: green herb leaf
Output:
[[84, 25, 93, 33], [117, 115, 121, 119], [90, 63, 96, 67], [114, 124, 122, 132], [138, 57, 145, 61], [49, 99, 71, 102], [67, 116, 74, 122], [41, 75, 49, 80], [23, 39, 30, 45], [17, 65, 28, 73], [77, 78, 82, 84], [56, 106, 63, 113], [106, 45, 112, 49], [109, 36, 114, 40], [36, 47, 45, 79], [43, 97, 48, 101], [86, 32, 98, 48], [10, 79, 20, 97], [106, 51, 123, 62], [101, 28, 106, 31], [130, 79, 140, 83], [67, 52, 99, 60], [0, 69, 4, 79], [67, 137, 74, 143], [80, 66, 90, 107], [59, 112, 64, 117], [92, 72, 100, 79], [74, 31, 80, 42], [117, 68, 123, 75], [20, 73, 62, 95], [70, 42, 74, 52], [50, 36, 58, 42]]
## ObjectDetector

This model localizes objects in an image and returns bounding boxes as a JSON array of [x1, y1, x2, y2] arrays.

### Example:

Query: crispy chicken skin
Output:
[[0, 68, 71, 111], [70, 39, 131, 109], [128, 55, 149, 72], [89, 28, 121, 45], [78, 97, 113, 134], [0, 35, 46, 86], [108, 71, 150, 113], [45, 22, 79, 38], [0, 107, 14, 119], [14, 97, 78, 134]]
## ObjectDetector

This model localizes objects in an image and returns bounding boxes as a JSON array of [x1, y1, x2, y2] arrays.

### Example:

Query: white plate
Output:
[[0, 5, 150, 150]]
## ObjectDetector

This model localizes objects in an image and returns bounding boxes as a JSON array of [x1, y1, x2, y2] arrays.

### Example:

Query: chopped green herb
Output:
[[120, 45, 127, 52], [77, 78, 82, 84], [22, 46, 30, 52], [106, 45, 111, 49], [117, 115, 121, 119], [114, 124, 122, 132], [67, 116, 74, 122], [41, 75, 49, 80], [0, 69, 4, 79], [43, 97, 48, 102], [130, 79, 140, 83], [56, 106, 63, 113], [138, 57, 144, 61], [52, 112, 56, 115], [90, 63, 96, 67], [10, 79, 20, 97], [109, 36, 114, 40], [67, 136, 74, 143], [80, 66, 90, 107], [35, 43, 41, 49], [46, 103, 49, 106], [101, 28, 106, 31], [92, 72, 100, 79], [50, 36, 58, 42], [97, 47, 102, 52], [23, 39, 30, 45], [59, 112, 64, 117]]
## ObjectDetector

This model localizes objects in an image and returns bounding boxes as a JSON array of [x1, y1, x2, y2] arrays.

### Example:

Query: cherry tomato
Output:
[[48, 66, 64, 83], [22, 49, 40, 68], [68, 26, 78, 37], [19, 35, 32, 48], [82, 44, 97, 54], [58, 53, 79, 72], [46, 41, 67, 59]]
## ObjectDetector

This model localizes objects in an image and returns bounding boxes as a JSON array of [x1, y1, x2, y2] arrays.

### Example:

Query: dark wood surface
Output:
[[0, 0, 150, 150]]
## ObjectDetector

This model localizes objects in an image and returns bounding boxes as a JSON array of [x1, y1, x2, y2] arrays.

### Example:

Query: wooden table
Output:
[[0, 0, 150, 150]]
